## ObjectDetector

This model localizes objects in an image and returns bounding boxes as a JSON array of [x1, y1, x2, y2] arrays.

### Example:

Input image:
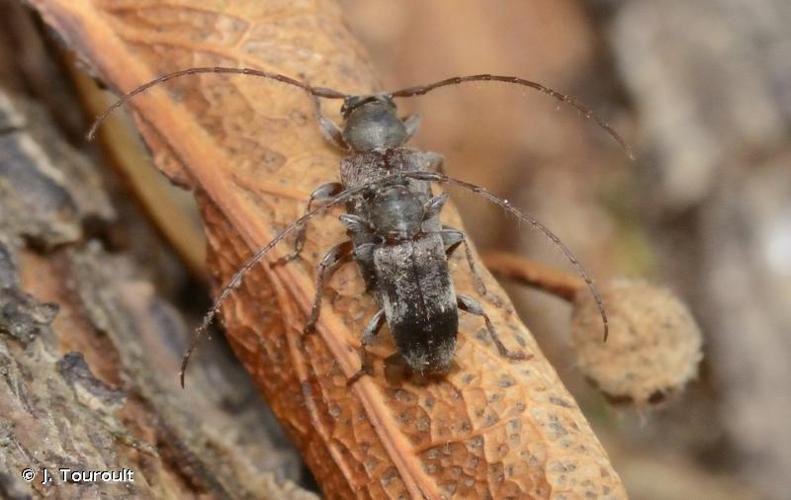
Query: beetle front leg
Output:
[[403, 113, 422, 142], [303, 240, 354, 335], [417, 151, 446, 174], [275, 182, 344, 266], [309, 93, 349, 150], [347, 309, 386, 386], [457, 295, 531, 361]]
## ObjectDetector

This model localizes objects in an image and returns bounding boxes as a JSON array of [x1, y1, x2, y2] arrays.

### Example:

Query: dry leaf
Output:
[[29, 0, 626, 497]]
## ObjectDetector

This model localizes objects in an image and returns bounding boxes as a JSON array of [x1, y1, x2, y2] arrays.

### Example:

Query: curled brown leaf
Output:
[[29, 0, 626, 497]]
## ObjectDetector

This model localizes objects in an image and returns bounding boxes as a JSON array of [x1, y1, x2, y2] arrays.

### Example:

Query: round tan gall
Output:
[[570, 279, 703, 406]]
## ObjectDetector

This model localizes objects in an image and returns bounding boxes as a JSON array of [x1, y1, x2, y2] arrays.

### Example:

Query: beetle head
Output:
[[341, 94, 407, 151]]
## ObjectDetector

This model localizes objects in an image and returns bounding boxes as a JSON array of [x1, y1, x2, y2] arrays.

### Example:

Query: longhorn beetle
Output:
[[89, 68, 631, 386]]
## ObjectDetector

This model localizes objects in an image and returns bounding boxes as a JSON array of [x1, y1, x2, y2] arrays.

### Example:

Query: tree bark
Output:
[[0, 14, 313, 496]]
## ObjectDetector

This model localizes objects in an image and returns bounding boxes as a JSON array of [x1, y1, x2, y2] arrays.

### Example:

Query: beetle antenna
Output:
[[88, 67, 348, 140], [404, 171, 609, 342], [389, 74, 633, 160], [180, 175, 400, 387]]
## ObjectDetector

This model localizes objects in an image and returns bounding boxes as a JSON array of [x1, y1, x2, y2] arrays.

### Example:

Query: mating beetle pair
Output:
[[91, 68, 625, 385]]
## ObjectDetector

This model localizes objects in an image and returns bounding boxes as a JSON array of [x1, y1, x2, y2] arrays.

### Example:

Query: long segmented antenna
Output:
[[93, 68, 623, 379], [87, 66, 348, 140], [178, 176, 404, 387], [390, 74, 634, 160], [404, 171, 609, 342], [89, 68, 633, 161]]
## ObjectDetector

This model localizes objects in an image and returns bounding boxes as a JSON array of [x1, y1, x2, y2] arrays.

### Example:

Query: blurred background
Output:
[[339, 1, 790, 499], [1, 0, 789, 498]]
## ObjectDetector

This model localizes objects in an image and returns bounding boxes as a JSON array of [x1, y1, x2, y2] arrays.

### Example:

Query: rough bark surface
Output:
[[0, 75, 313, 499], [606, 1, 791, 498], [26, 0, 626, 498]]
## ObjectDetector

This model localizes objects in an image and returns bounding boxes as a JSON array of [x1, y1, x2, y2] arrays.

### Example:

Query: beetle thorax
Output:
[[370, 184, 424, 240]]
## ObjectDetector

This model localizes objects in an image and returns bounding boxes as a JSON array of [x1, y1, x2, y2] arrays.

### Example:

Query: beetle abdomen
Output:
[[373, 234, 458, 374]]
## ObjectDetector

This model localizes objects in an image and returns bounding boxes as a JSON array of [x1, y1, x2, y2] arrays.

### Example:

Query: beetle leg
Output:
[[275, 182, 344, 266], [422, 193, 450, 221], [318, 114, 347, 150], [419, 151, 446, 174], [353, 242, 378, 293], [303, 240, 354, 335], [441, 227, 487, 297], [310, 94, 348, 150], [348, 309, 386, 385], [403, 113, 422, 141], [457, 295, 531, 361], [339, 213, 371, 234]]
